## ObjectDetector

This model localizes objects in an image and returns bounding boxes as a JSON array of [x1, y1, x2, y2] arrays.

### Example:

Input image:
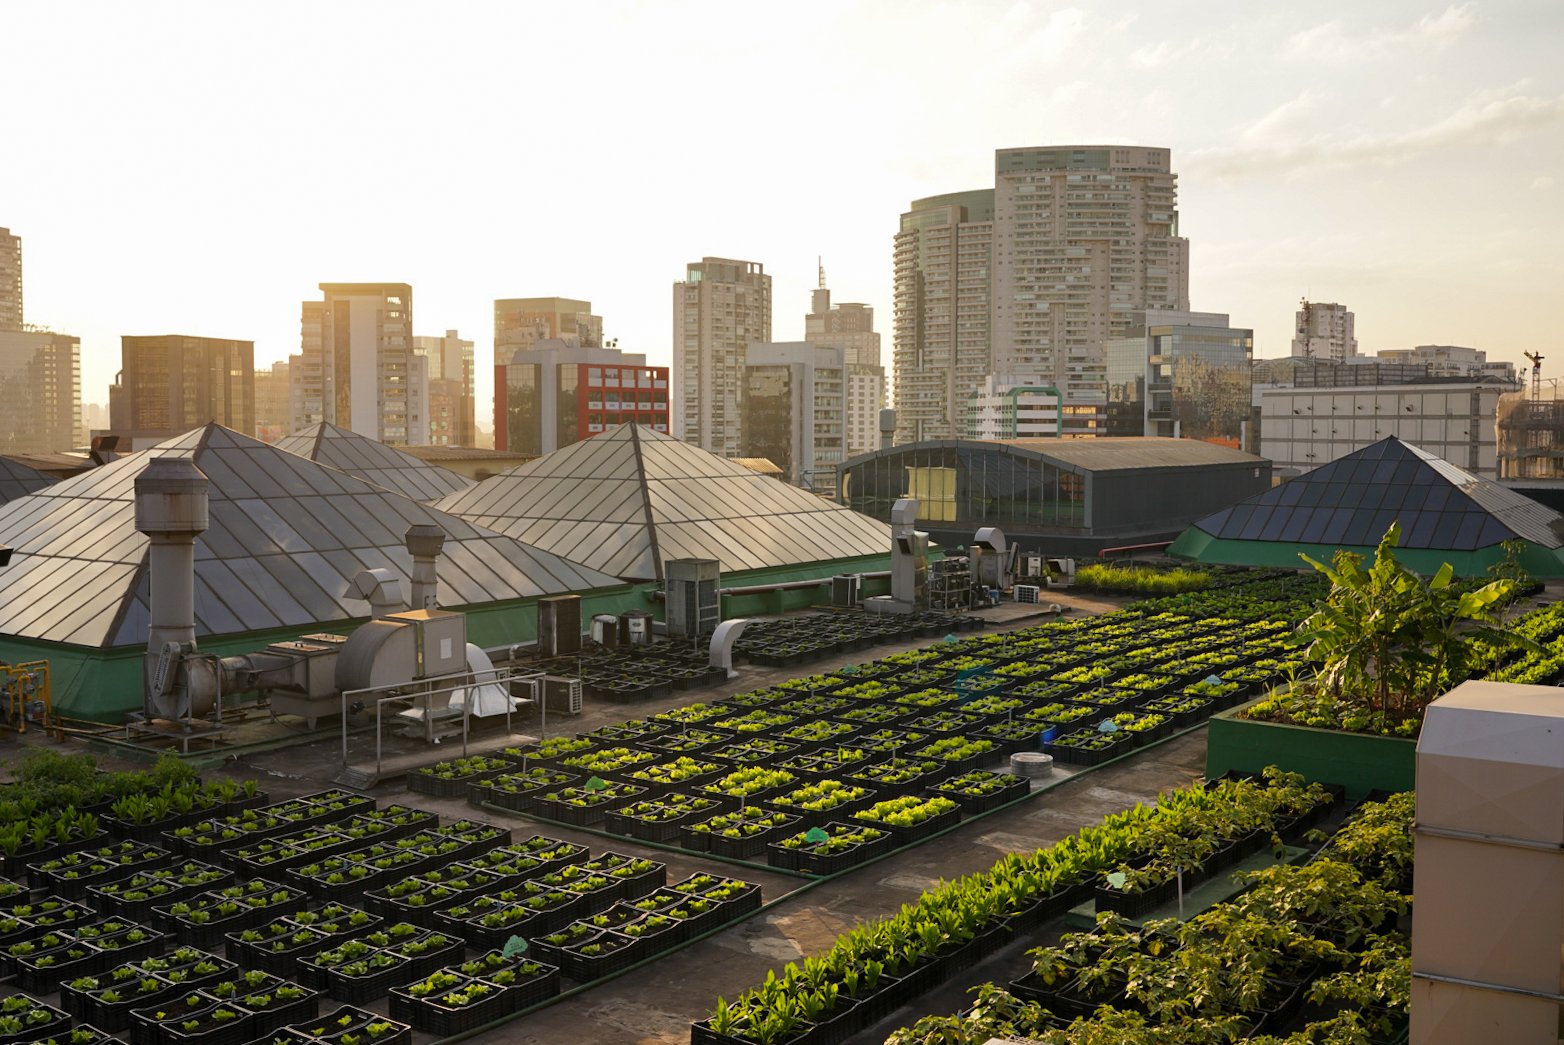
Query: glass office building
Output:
[[840, 437, 1268, 551], [1105, 311, 1253, 445]]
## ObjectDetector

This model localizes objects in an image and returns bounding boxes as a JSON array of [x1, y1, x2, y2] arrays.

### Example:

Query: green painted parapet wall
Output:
[[1206, 701, 1416, 799], [2, 553, 902, 724]]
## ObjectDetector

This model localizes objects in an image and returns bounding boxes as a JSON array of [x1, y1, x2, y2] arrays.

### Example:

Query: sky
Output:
[[4, 0, 1562, 426]]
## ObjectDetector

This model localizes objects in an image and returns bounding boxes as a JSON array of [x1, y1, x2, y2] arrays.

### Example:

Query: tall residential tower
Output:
[[805, 278, 885, 457], [1290, 300, 1357, 361], [892, 191, 994, 442], [110, 335, 256, 447], [290, 283, 422, 444], [413, 330, 476, 446], [672, 257, 771, 455], [894, 145, 1190, 441], [0, 228, 20, 331]]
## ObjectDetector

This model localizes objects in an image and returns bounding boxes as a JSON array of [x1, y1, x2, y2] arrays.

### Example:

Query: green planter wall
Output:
[[1206, 701, 1416, 799]]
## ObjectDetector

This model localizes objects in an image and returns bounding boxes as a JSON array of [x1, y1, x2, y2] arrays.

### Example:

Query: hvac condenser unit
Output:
[[538, 595, 582, 658], [666, 558, 721, 638]]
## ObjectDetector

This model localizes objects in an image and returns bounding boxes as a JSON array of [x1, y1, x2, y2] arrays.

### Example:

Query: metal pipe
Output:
[[648, 570, 894, 601], [405, 524, 445, 610], [135, 458, 210, 657], [134, 458, 211, 719]]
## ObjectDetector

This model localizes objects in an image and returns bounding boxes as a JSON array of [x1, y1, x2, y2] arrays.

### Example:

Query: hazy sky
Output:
[[5, 0, 1562, 424]]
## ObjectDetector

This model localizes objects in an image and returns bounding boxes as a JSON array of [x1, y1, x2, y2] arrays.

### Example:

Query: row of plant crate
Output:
[[689, 768, 1346, 1045]]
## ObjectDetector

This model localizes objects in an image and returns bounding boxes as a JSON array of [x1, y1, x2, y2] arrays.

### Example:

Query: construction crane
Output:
[[1525, 351, 1545, 401]]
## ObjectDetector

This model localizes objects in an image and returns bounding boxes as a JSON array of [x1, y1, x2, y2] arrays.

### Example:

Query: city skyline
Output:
[[4, 1, 1562, 432]]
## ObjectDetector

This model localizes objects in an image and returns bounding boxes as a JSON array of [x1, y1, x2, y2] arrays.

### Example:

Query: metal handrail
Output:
[[338, 665, 547, 777]]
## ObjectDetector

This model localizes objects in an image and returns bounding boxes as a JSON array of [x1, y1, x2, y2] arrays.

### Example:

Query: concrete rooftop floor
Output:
[[28, 587, 1217, 1045]]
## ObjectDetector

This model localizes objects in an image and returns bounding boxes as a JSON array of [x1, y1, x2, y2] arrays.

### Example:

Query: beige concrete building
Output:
[[494, 297, 603, 357], [893, 190, 994, 442], [1290, 300, 1357, 361], [0, 228, 20, 331], [109, 335, 255, 448], [1260, 382, 1516, 478], [672, 257, 771, 456], [803, 282, 884, 458], [253, 361, 290, 442], [1378, 344, 1516, 383], [290, 283, 423, 445], [991, 145, 1189, 406], [742, 341, 848, 490], [413, 330, 476, 447], [0, 330, 80, 453]]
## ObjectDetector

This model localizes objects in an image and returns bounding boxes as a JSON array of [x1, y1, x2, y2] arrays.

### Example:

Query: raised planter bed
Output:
[[849, 796, 960, 846], [924, 770, 1030, 814], [558, 929, 636, 982], [1045, 727, 1136, 766], [1206, 702, 1416, 799], [284, 1006, 410, 1045], [682, 808, 800, 861], [232, 981, 319, 1040], [388, 970, 524, 1036], [407, 757, 513, 800], [468, 770, 580, 815], [768, 823, 889, 876], [0, 996, 70, 1045], [32, 843, 172, 899], [16, 937, 103, 993], [763, 783, 878, 830]]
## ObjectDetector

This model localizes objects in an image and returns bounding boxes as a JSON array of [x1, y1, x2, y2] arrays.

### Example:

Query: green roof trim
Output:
[[1169, 528, 1564, 579]]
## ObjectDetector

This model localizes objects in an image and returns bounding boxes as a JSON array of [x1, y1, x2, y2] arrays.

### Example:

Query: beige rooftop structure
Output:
[[435, 424, 891, 582], [1413, 679, 1564, 1042]]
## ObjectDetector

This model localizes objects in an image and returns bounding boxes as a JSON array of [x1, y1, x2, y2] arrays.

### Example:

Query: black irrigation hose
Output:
[[430, 721, 1211, 1044]]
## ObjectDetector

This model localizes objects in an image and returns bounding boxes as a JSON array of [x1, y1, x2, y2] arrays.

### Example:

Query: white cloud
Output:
[[1287, 4, 1474, 63], [1190, 87, 1564, 178], [1534, 175, 1557, 190], [1130, 40, 1173, 68]]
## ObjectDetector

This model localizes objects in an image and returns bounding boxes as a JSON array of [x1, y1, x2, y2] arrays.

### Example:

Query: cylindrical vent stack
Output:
[[404, 524, 446, 611], [879, 408, 896, 450], [134, 458, 210, 657]]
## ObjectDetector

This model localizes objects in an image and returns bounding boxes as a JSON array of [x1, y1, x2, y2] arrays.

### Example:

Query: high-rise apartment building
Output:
[[254, 361, 290, 443], [741, 341, 847, 490], [894, 146, 1189, 441], [672, 257, 771, 455], [805, 281, 884, 458], [109, 335, 255, 448], [0, 228, 20, 331], [494, 298, 603, 358], [1377, 344, 1515, 382], [1290, 300, 1357, 361], [991, 145, 1189, 402], [413, 330, 476, 446], [0, 330, 80, 452], [1104, 310, 1253, 446], [495, 339, 668, 455], [892, 191, 994, 442], [290, 283, 423, 444], [806, 281, 879, 368]]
